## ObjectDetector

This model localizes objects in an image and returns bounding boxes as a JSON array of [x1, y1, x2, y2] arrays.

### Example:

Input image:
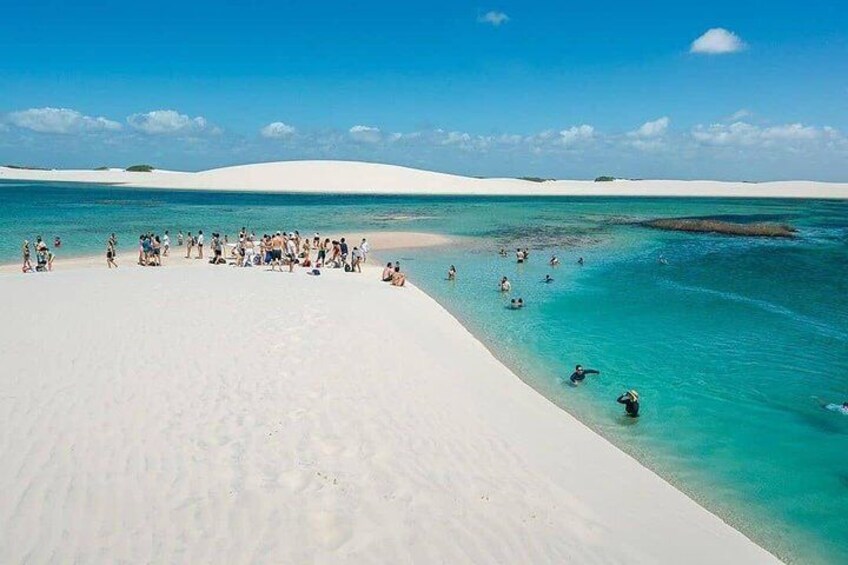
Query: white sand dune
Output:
[[2, 160, 846, 198], [0, 261, 778, 563]]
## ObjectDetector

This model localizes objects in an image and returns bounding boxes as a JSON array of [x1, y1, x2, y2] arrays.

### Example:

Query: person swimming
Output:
[[577, 257, 584, 266], [825, 401, 848, 415], [549, 255, 559, 266], [617, 390, 640, 417], [447, 265, 456, 281], [509, 298, 524, 310], [543, 274, 553, 283], [658, 255, 669, 265], [569, 365, 599, 384]]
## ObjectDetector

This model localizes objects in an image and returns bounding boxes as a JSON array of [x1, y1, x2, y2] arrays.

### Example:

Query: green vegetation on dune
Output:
[[518, 176, 555, 183], [3, 164, 50, 170], [125, 164, 155, 172]]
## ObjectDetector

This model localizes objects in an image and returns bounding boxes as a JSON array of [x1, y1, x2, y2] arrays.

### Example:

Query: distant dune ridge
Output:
[[1, 160, 847, 198]]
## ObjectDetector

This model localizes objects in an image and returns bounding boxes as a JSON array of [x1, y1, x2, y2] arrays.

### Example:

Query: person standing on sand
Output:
[[177, 231, 184, 246], [286, 235, 298, 272], [106, 238, 117, 269], [271, 232, 284, 271], [163, 230, 170, 257], [351, 247, 363, 273], [360, 238, 369, 262], [22, 240, 33, 273], [196, 230, 204, 259], [340, 238, 349, 263], [185, 232, 193, 258]]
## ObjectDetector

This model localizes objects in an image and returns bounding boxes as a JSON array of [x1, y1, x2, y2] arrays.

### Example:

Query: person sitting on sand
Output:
[[499, 276, 511, 292], [391, 266, 406, 287], [569, 365, 600, 384], [550, 255, 559, 266], [382, 262, 394, 282], [617, 390, 640, 417], [22, 240, 33, 273], [447, 265, 456, 281]]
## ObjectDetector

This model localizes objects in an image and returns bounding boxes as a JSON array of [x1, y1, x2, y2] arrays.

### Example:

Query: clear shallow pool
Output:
[[2, 181, 847, 563]]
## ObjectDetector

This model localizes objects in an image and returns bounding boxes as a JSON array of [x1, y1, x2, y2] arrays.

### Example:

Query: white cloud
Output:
[[690, 28, 746, 55], [559, 125, 595, 145], [478, 11, 509, 26], [349, 125, 382, 143], [127, 110, 213, 135], [727, 109, 752, 121], [691, 121, 839, 147], [260, 122, 296, 138], [630, 116, 669, 138], [7, 107, 121, 134]]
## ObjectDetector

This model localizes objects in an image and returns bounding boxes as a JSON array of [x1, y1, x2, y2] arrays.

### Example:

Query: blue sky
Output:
[[1, 0, 846, 180]]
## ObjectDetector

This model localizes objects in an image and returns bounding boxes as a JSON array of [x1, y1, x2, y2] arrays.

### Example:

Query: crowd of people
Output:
[[20, 237, 56, 273]]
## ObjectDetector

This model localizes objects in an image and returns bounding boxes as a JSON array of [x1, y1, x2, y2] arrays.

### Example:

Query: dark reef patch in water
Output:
[[642, 218, 797, 238]]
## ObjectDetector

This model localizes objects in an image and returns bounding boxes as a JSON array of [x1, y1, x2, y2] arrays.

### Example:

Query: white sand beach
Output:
[[2, 160, 847, 198], [0, 257, 779, 563]]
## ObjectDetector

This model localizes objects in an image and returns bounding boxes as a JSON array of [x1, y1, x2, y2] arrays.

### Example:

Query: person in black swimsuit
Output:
[[617, 390, 640, 417], [569, 365, 599, 384]]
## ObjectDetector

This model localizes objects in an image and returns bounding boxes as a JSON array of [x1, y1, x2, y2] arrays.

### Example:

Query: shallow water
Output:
[[2, 180, 847, 563]]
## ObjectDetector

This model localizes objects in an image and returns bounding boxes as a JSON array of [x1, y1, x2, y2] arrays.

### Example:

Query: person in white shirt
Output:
[[196, 231, 205, 259], [500, 276, 511, 292], [285, 237, 297, 272], [162, 230, 171, 256], [360, 238, 369, 262]]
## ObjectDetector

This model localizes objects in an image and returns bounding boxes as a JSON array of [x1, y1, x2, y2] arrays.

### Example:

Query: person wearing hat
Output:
[[617, 390, 640, 417]]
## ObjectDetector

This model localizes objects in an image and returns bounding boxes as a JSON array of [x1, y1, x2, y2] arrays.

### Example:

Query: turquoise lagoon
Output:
[[1, 181, 846, 563]]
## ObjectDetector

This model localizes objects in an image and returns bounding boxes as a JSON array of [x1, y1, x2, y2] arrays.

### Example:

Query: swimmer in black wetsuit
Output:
[[617, 390, 640, 417], [569, 365, 599, 384]]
